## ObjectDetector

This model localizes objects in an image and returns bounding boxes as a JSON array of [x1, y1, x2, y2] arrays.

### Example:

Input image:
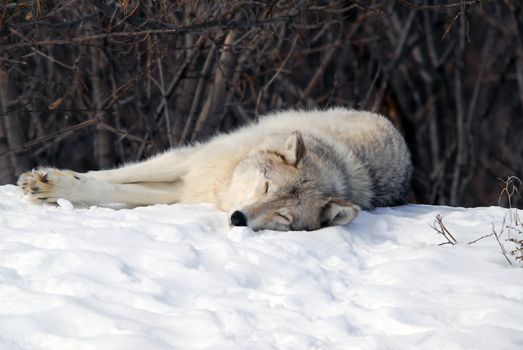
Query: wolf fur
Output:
[[17, 107, 412, 231]]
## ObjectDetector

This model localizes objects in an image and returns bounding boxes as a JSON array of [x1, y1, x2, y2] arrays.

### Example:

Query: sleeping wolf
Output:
[[18, 108, 412, 231]]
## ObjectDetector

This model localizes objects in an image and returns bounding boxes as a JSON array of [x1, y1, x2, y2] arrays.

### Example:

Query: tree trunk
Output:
[[91, 46, 113, 169], [192, 31, 237, 141], [0, 66, 31, 182], [0, 119, 14, 184]]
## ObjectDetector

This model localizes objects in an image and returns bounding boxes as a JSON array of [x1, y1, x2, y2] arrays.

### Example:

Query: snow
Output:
[[0, 184, 522, 350]]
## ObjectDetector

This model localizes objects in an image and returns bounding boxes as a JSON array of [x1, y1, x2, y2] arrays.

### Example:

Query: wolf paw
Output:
[[17, 168, 81, 203]]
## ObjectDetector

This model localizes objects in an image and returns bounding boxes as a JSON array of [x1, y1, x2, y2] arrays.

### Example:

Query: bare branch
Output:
[[1, 16, 295, 51], [431, 214, 458, 245]]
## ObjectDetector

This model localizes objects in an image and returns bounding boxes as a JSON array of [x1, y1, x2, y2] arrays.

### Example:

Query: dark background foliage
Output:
[[1, 0, 522, 207]]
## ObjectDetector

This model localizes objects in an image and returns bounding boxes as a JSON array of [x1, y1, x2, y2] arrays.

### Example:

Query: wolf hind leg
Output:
[[18, 168, 182, 205]]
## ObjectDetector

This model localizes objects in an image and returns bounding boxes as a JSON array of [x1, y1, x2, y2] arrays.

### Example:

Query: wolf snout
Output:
[[230, 210, 247, 226]]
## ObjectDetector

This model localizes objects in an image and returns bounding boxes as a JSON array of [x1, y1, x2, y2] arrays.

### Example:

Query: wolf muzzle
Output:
[[230, 210, 247, 226]]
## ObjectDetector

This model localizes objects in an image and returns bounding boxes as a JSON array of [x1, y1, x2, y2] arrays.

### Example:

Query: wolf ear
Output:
[[321, 198, 360, 226], [282, 131, 305, 166]]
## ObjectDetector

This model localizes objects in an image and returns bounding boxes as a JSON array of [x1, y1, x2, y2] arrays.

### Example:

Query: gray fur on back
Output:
[[345, 120, 412, 208]]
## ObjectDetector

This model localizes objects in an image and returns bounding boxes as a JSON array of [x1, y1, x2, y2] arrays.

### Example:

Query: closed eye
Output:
[[276, 212, 292, 224], [264, 181, 269, 194]]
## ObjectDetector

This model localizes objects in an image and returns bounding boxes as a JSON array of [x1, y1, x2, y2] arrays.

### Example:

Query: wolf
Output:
[[17, 107, 412, 231]]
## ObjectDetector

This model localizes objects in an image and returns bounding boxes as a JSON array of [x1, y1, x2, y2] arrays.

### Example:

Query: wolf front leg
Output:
[[18, 168, 182, 205], [85, 146, 196, 184]]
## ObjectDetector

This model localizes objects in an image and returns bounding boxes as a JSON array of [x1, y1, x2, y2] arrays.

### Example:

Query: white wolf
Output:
[[18, 107, 412, 231]]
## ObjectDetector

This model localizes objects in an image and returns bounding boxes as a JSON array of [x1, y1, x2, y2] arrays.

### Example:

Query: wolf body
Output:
[[18, 108, 412, 231]]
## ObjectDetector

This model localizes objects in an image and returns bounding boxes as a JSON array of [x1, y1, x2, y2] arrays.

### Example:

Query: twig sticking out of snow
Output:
[[432, 176, 523, 266], [492, 176, 523, 265], [498, 176, 522, 209], [467, 232, 495, 245], [467, 176, 522, 266], [431, 214, 457, 246], [491, 221, 513, 266]]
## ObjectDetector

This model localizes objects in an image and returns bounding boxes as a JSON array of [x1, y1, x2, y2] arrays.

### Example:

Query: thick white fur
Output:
[[18, 108, 411, 230]]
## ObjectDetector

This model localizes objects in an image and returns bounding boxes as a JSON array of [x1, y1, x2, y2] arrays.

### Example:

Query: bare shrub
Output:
[[432, 176, 523, 266], [1, 1, 523, 209]]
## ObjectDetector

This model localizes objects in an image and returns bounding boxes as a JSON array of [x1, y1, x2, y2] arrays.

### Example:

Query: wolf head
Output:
[[227, 131, 360, 231]]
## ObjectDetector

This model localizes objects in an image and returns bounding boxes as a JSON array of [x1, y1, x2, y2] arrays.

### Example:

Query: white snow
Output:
[[0, 184, 522, 350]]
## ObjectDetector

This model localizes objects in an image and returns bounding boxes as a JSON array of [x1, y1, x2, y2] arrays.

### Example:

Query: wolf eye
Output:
[[276, 212, 292, 224], [264, 181, 269, 194]]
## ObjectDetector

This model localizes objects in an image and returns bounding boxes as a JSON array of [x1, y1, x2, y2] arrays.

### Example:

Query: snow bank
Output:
[[0, 184, 522, 350]]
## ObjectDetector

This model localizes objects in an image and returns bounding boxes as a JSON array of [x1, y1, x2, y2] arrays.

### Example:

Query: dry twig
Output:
[[431, 214, 458, 246]]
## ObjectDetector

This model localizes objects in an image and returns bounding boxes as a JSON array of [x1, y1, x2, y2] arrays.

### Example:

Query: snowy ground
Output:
[[0, 184, 522, 350]]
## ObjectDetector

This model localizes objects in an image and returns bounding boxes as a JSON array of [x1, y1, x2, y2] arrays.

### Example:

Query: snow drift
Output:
[[0, 185, 521, 350]]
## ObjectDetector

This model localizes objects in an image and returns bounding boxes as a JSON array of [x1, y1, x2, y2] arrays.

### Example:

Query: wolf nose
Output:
[[230, 210, 247, 226]]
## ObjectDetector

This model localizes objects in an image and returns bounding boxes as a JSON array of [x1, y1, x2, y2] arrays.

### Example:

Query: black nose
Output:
[[230, 210, 247, 226]]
